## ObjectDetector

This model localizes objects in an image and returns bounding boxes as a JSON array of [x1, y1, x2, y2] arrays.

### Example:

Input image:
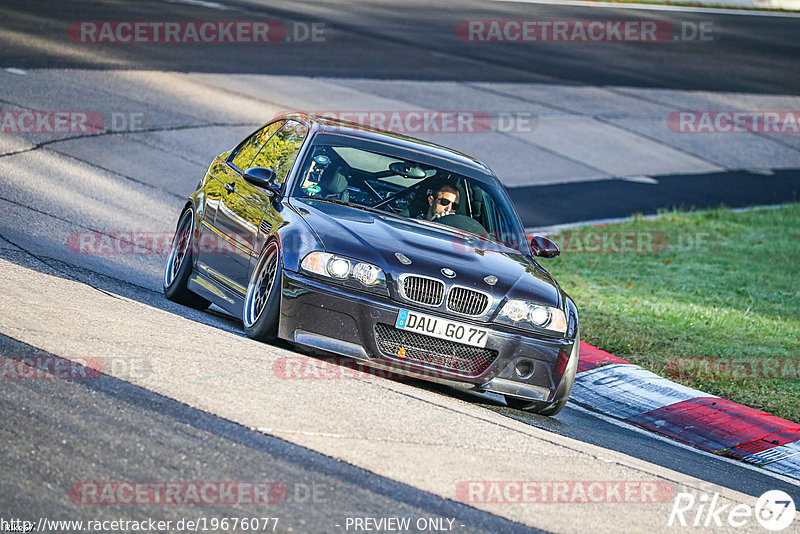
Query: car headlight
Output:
[[301, 251, 387, 291], [351, 262, 382, 286], [496, 299, 567, 335]]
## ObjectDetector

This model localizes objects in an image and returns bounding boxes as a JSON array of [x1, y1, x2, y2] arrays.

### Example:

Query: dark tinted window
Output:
[[292, 142, 527, 251]]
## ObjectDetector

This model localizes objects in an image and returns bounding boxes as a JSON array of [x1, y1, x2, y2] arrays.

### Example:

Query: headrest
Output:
[[319, 166, 348, 194]]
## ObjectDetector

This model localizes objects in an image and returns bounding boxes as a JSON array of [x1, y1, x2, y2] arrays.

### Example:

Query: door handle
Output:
[[224, 182, 235, 193]]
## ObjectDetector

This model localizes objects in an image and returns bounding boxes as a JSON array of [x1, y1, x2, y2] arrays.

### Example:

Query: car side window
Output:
[[250, 120, 308, 185], [230, 121, 285, 171]]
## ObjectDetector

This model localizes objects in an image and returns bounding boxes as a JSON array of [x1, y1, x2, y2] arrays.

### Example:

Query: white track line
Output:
[[569, 403, 800, 487], [164, 0, 232, 10], [489, 0, 800, 17]]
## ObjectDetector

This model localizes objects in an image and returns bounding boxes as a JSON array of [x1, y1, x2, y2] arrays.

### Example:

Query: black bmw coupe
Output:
[[164, 113, 579, 415]]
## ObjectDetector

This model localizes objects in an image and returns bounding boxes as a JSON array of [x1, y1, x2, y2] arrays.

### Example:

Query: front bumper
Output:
[[278, 269, 577, 402]]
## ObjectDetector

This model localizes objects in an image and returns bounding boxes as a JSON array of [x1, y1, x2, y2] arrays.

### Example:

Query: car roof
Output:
[[276, 112, 494, 177]]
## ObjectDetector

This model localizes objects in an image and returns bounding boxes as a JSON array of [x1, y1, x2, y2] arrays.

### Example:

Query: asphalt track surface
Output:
[[1, 1, 799, 533], [3, 0, 800, 222], [3, 0, 800, 92], [0, 333, 537, 534], [518, 168, 800, 227]]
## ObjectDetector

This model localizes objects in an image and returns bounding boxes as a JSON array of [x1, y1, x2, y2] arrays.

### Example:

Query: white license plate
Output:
[[395, 309, 489, 348]]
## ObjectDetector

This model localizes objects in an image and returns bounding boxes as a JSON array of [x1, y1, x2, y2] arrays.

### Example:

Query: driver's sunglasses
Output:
[[437, 197, 459, 210]]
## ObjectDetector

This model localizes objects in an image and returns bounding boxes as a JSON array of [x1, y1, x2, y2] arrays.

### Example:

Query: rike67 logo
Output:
[[669, 490, 796, 531]]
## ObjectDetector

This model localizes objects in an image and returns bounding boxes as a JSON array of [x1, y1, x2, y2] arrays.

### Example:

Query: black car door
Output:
[[212, 119, 308, 294], [195, 160, 227, 279], [201, 120, 284, 294]]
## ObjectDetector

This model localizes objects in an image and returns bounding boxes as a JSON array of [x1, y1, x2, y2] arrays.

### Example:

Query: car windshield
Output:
[[291, 140, 528, 252]]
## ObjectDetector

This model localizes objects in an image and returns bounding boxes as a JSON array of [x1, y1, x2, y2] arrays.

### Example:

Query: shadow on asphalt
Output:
[[0, 332, 545, 534], [517, 168, 800, 228], [3, 230, 798, 504], [3, 0, 800, 93]]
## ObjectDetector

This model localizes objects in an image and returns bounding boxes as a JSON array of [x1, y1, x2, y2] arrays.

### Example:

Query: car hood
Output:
[[291, 199, 562, 308]]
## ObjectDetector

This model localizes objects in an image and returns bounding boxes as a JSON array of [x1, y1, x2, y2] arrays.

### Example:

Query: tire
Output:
[[243, 240, 282, 342], [505, 394, 568, 417], [505, 331, 580, 416], [163, 209, 211, 310]]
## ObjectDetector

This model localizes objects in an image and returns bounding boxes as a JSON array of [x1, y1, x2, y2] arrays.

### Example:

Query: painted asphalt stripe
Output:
[[577, 340, 630, 372], [575, 342, 800, 479], [760, 443, 800, 478], [627, 397, 800, 453], [721, 430, 800, 477], [569, 404, 800, 487], [571, 364, 716, 420], [744, 441, 800, 465], [727, 429, 800, 460]]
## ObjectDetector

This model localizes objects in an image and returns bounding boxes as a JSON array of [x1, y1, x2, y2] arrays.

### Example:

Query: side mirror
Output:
[[530, 235, 560, 258], [244, 167, 280, 194]]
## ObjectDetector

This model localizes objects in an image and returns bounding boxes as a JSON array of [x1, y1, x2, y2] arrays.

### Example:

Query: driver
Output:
[[425, 184, 459, 221]]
